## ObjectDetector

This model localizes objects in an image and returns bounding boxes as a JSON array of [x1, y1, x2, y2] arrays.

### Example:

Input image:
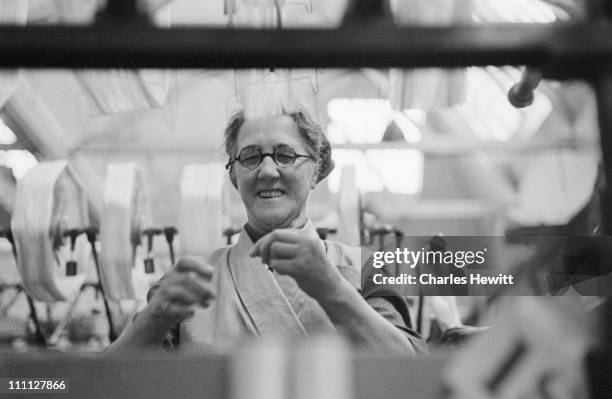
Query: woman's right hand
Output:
[[141, 257, 216, 330]]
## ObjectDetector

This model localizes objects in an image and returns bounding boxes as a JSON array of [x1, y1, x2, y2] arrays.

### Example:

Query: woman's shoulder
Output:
[[206, 245, 232, 264], [324, 240, 365, 289]]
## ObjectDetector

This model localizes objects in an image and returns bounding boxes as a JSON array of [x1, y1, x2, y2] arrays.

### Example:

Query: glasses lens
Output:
[[238, 146, 262, 169], [274, 145, 297, 167]]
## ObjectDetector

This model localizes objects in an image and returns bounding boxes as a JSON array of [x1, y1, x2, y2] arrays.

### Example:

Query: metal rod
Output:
[[95, 0, 148, 24], [75, 138, 598, 155], [103, 0, 139, 17], [48, 285, 86, 346], [163, 227, 177, 265], [594, 67, 612, 349], [0, 23, 610, 78], [25, 294, 47, 346], [595, 70, 612, 235], [343, 0, 391, 23], [85, 228, 118, 342], [0, 288, 21, 322], [508, 67, 543, 108], [2, 230, 47, 346], [416, 292, 424, 335]]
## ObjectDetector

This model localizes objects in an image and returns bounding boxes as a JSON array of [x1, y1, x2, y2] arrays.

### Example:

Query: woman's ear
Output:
[[310, 168, 318, 189]]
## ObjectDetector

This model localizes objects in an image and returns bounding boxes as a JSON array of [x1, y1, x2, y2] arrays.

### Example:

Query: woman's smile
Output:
[[257, 189, 286, 199]]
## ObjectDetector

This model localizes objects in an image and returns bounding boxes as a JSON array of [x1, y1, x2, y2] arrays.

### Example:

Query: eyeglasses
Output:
[[226, 144, 315, 170]]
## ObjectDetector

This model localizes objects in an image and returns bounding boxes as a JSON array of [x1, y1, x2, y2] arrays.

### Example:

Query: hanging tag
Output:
[[144, 257, 155, 274], [143, 227, 159, 274], [64, 228, 82, 276], [65, 260, 77, 276]]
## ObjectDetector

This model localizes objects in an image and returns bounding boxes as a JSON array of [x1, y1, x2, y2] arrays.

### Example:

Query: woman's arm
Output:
[[103, 258, 215, 356], [102, 308, 171, 356], [250, 229, 422, 355], [314, 275, 419, 355]]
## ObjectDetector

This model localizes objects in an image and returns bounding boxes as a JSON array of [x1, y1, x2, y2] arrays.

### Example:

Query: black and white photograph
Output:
[[0, 0, 610, 398]]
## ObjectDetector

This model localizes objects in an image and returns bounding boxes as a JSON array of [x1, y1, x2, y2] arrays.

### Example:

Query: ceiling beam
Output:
[[73, 137, 598, 156]]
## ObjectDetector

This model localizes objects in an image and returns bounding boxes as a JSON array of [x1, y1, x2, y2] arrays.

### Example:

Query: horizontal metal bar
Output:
[[0, 22, 611, 78], [0, 143, 24, 151], [595, 70, 612, 234], [73, 138, 597, 155], [334, 138, 597, 155]]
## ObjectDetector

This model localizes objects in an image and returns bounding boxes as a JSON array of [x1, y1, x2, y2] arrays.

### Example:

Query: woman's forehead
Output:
[[236, 115, 305, 149]]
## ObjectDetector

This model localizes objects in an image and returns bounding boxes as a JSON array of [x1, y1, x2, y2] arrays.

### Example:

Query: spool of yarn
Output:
[[11, 160, 89, 301], [99, 163, 151, 300], [179, 163, 227, 257]]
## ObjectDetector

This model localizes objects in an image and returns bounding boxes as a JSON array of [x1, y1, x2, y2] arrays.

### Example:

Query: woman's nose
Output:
[[256, 155, 281, 179]]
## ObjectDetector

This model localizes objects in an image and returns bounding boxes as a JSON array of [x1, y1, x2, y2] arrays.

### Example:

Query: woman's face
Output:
[[233, 115, 318, 234]]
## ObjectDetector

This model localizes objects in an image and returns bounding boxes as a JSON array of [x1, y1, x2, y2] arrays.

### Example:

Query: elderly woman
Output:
[[106, 109, 425, 354]]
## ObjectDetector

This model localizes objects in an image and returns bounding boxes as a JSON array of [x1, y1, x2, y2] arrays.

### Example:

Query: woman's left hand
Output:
[[249, 228, 344, 300]]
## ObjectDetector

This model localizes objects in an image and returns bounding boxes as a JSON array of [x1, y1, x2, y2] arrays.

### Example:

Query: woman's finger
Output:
[[160, 302, 195, 321], [268, 258, 296, 275], [179, 274, 216, 305], [163, 269, 215, 300], [175, 257, 214, 280], [250, 229, 303, 261], [160, 271, 215, 306], [160, 285, 204, 306], [250, 233, 276, 263], [269, 241, 299, 260], [263, 231, 303, 263], [150, 289, 195, 318]]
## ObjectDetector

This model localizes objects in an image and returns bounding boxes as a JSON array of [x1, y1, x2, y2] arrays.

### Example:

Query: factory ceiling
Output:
[[0, 0, 599, 229]]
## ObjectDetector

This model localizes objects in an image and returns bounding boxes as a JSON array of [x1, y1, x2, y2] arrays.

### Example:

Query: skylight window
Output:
[[473, 0, 559, 23], [327, 99, 392, 144], [0, 150, 38, 180], [451, 67, 552, 142], [0, 118, 17, 145], [326, 98, 424, 195]]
